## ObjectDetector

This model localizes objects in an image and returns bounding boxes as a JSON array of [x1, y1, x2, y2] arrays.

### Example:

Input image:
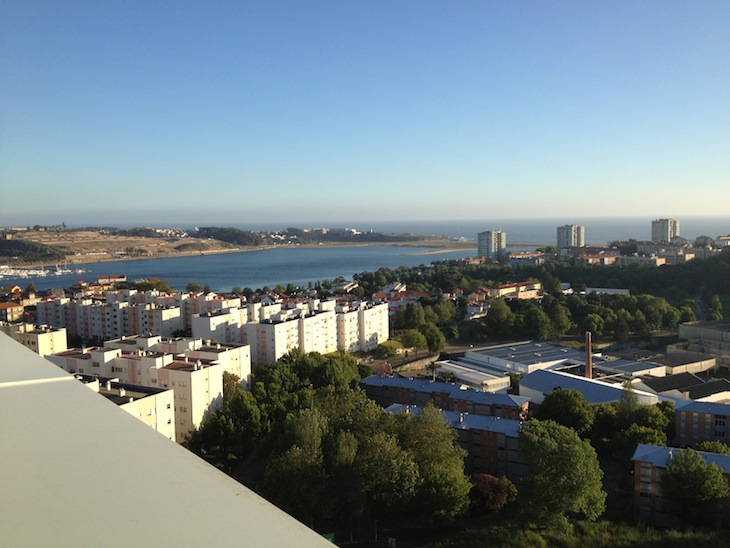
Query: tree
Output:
[[486, 298, 515, 337], [695, 440, 730, 455], [518, 420, 606, 526], [710, 294, 723, 321], [661, 448, 729, 528], [186, 282, 203, 292], [419, 321, 446, 355], [524, 307, 552, 341], [400, 330, 428, 358], [399, 302, 426, 329], [581, 313, 605, 336], [395, 403, 471, 522], [611, 424, 666, 467], [548, 304, 572, 337], [534, 388, 594, 436], [470, 474, 517, 515]]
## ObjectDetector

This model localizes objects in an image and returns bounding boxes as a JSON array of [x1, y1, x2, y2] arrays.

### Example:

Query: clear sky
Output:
[[1, 1, 729, 227]]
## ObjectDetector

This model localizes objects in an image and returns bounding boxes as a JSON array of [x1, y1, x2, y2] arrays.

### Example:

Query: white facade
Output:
[[477, 230, 507, 260], [0, 322, 68, 357], [48, 334, 248, 442]]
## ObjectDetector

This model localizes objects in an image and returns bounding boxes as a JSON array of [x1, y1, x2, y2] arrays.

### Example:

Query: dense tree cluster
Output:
[[0, 239, 67, 264], [661, 448, 730, 528], [351, 250, 730, 346], [518, 420, 607, 527], [188, 351, 472, 537]]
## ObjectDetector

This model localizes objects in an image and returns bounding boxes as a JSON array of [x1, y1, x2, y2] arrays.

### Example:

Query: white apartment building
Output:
[[557, 224, 585, 252], [191, 307, 248, 345], [478, 230, 507, 260], [0, 322, 68, 356], [49, 344, 224, 443], [38, 290, 387, 367], [81, 376, 176, 441], [192, 298, 389, 364], [651, 218, 680, 243]]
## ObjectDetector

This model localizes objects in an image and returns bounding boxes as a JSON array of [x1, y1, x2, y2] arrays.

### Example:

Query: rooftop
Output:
[[0, 332, 330, 547], [676, 400, 730, 417], [632, 443, 730, 473]]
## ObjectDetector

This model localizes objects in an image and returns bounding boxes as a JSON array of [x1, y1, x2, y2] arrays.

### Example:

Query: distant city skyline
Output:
[[1, 2, 729, 226]]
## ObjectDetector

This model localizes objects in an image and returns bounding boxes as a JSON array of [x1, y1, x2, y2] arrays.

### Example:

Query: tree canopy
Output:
[[518, 420, 606, 526], [661, 448, 729, 528], [534, 388, 595, 436]]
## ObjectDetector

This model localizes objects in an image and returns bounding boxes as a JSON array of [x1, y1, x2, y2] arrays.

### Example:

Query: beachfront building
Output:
[[477, 230, 506, 260], [652, 218, 680, 243], [557, 224, 584, 253]]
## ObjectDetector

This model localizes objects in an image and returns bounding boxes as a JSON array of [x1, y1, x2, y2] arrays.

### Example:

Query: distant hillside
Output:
[[0, 239, 67, 265]]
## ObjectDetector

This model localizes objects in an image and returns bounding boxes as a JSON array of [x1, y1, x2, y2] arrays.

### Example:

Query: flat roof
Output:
[[683, 320, 730, 332], [0, 332, 330, 547], [606, 349, 715, 367], [468, 341, 584, 366], [641, 372, 704, 393], [384, 404, 522, 436], [521, 369, 657, 404], [360, 375, 528, 406]]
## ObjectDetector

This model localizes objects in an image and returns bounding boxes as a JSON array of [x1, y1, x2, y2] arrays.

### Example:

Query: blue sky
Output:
[[1, 1, 729, 227]]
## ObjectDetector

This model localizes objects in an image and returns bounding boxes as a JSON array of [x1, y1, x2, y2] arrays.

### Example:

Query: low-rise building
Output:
[[386, 404, 528, 481], [520, 369, 658, 405], [360, 375, 529, 419], [675, 400, 730, 447], [631, 444, 730, 528]]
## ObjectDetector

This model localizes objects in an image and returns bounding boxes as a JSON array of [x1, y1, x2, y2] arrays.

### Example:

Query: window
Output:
[[716, 416, 726, 427]]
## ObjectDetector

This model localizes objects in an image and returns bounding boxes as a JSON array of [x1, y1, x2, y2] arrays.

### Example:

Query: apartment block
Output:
[[478, 230, 507, 260], [632, 444, 730, 528], [387, 405, 528, 481], [47, 334, 246, 442], [651, 218, 680, 243], [81, 376, 176, 441], [0, 302, 25, 322], [557, 224, 585, 252], [0, 322, 68, 356], [675, 400, 730, 447]]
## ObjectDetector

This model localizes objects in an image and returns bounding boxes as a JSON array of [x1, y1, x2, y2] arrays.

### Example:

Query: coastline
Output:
[[8, 239, 478, 271]]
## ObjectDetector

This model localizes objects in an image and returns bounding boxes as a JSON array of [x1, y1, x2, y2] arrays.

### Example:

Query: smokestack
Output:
[[585, 331, 593, 379]]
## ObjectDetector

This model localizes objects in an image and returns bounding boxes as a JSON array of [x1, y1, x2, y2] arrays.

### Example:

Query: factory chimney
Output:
[[585, 331, 593, 380]]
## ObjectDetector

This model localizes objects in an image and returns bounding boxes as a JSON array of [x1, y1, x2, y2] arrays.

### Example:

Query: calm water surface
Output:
[[7, 246, 474, 293]]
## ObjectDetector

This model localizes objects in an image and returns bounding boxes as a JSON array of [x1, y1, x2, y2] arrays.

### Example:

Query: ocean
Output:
[[6, 216, 729, 293], [234, 216, 730, 246]]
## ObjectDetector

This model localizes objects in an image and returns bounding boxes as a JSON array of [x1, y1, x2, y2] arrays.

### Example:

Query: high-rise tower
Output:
[[478, 230, 507, 260], [651, 218, 679, 242], [557, 224, 585, 252]]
